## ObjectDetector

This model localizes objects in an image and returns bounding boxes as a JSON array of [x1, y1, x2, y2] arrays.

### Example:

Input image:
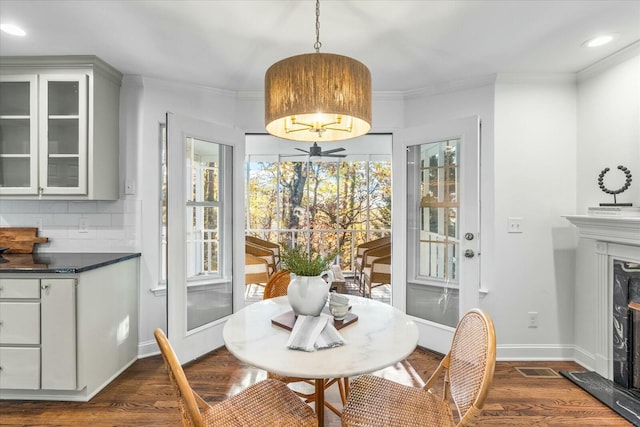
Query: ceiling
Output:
[[0, 0, 639, 93]]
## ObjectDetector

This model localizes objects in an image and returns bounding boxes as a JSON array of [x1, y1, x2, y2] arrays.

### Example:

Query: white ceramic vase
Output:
[[287, 271, 333, 316]]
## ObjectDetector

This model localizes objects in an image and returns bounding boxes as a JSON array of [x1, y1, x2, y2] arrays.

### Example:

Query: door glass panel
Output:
[[185, 137, 232, 331], [407, 139, 460, 327]]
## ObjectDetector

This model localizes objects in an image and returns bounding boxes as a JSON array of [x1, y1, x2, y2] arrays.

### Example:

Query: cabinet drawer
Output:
[[0, 347, 40, 389], [0, 278, 40, 299], [0, 302, 40, 344]]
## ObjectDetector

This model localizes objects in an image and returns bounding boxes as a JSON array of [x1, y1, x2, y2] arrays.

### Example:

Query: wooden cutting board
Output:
[[0, 227, 49, 254]]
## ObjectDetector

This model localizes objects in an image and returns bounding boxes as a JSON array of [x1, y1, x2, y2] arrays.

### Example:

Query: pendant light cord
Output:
[[314, 0, 322, 52]]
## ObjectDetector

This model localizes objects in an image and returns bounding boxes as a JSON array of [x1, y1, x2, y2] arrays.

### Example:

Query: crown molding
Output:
[[578, 40, 640, 82], [495, 73, 576, 85], [404, 74, 497, 99]]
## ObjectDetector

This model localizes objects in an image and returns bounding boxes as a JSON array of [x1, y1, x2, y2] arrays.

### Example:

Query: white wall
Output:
[[572, 48, 640, 369], [492, 75, 578, 359], [133, 77, 238, 355], [403, 76, 578, 359], [576, 47, 640, 211]]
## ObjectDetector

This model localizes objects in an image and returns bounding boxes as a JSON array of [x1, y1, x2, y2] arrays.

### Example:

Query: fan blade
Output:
[[320, 147, 346, 155], [295, 148, 310, 153]]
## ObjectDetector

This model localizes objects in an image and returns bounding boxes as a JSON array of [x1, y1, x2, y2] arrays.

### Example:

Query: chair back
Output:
[[362, 243, 391, 268], [368, 255, 391, 285], [154, 328, 203, 427], [447, 309, 496, 426], [245, 242, 276, 274], [355, 235, 391, 256], [245, 235, 281, 263], [245, 253, 270, 285], [263, 269, 291, 299]]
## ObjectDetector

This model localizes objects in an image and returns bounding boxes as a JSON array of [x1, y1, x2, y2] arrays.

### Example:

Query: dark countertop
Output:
[[0, 252, 141, 274]]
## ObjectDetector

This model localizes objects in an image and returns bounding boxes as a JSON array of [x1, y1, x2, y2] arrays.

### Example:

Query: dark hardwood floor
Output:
[[0, 346, 631, 426]]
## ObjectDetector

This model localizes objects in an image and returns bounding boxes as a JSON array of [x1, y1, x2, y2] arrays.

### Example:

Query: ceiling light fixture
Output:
[[0, 23, 26, 36], [264, 0, 371, 142], [582, 34, 617, 48]]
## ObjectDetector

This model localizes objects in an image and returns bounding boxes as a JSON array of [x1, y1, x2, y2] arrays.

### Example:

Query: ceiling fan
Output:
[[282, 142, 346, 158]]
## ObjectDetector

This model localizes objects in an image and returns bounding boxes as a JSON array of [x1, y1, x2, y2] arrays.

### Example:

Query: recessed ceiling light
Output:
[[0, 23, 26, 36], [582, 33, 618, 48]]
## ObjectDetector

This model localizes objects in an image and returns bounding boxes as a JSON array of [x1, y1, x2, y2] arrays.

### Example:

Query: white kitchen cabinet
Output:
[[0, 56, 122, 199], [41, 278, 76, 390], [0, 254, 139, 401], [0, 278, 75, 391], [0, 348, 40, 390]]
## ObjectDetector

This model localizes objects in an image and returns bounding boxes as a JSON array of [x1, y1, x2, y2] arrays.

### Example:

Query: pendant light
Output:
[[265, 0, 372, 142]]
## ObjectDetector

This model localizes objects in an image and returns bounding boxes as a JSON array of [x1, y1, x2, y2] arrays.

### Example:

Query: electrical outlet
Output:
[[508, 217, 524, 233], [528, 312, 538, 328], [79, 218, 89, 233]]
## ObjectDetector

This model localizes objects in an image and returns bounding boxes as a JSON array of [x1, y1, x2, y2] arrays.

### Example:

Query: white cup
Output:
[[330, 303, 349, 320]]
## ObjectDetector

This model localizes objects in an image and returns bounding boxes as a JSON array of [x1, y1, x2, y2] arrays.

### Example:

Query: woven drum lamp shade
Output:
[[265, 52, 372, 142]]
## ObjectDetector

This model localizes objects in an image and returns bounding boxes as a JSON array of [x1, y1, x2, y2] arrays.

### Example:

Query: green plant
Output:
[[281, 246, 337, 276]]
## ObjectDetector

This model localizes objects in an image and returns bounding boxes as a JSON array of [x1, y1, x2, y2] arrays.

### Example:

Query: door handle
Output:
[[464, 249, 475, 258]]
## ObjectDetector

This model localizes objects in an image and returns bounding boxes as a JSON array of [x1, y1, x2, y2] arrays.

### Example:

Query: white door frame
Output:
[[166, 113, 245, 363], [391, 115, 480, 353]]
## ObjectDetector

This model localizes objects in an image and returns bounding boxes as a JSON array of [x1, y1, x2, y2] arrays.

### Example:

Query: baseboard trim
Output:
[[497, 344, 575, 361], [138, 339, 160, 359]]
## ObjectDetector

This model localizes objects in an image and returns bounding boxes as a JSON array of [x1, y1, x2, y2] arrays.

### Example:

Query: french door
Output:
[[166, 113, 244, 363], [393, 116, 480, 353]]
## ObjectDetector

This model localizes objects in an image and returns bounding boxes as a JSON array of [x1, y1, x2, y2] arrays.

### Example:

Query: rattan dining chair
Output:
[[341, 308, 496, 427], [263, 271, 348, 417], [153, 328, 317, 427]]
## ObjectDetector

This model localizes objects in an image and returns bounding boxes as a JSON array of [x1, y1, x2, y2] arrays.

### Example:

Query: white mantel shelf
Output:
[[564, 215, 640, 246]]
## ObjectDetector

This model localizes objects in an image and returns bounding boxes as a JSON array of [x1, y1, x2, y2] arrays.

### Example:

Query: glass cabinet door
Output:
[[39, 74, 87, 195], [0, 75, 38, 194]]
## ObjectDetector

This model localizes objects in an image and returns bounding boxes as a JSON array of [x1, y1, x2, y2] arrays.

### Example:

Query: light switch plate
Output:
[[508, 217, 524, 233]]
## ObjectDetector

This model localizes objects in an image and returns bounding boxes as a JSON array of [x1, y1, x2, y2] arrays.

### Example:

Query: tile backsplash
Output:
[[0, 199, 140, 252]]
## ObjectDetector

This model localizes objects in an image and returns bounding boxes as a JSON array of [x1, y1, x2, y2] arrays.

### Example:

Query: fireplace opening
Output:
[[612, 259, 640, 391]]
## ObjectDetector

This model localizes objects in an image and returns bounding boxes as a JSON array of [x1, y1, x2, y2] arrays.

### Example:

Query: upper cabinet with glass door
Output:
[[0, 56, 122, 199]]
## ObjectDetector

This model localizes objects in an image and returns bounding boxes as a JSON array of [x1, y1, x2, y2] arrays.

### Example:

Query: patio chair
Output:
[[246, 235, 281, 269], [245, 242, 277, 275], [357, 243, 391, 296], [342, 308, 496, 427], [153, 328, 317, 427], [362, 254, 391, 298], [262, 271, 348, 417], [354, 236, 391, 282], [245, 253, 270, 288]]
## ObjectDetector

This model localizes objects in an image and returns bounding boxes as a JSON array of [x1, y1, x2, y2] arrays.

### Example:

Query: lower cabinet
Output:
[[0, 278, 75, 391], [0, 257, 139, 401], [0, 347, 40, 389]]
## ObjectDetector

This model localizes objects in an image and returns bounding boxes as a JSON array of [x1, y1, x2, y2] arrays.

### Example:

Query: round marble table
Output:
[[223, 295, 418, 426]]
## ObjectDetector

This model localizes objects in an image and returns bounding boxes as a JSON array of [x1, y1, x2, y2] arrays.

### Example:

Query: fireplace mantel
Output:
[[565, 214, 640, 383], [564, 215, 640, 246]]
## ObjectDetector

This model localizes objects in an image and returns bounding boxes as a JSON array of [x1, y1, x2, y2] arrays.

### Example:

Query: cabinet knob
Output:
[[41, 284, 50, 290]]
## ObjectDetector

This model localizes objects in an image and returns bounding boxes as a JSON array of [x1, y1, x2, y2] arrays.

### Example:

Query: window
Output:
[[246, 157, 391, 273]]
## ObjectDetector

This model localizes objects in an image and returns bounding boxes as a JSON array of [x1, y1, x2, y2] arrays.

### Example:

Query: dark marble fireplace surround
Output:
[[613, 260, 640, 391]]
